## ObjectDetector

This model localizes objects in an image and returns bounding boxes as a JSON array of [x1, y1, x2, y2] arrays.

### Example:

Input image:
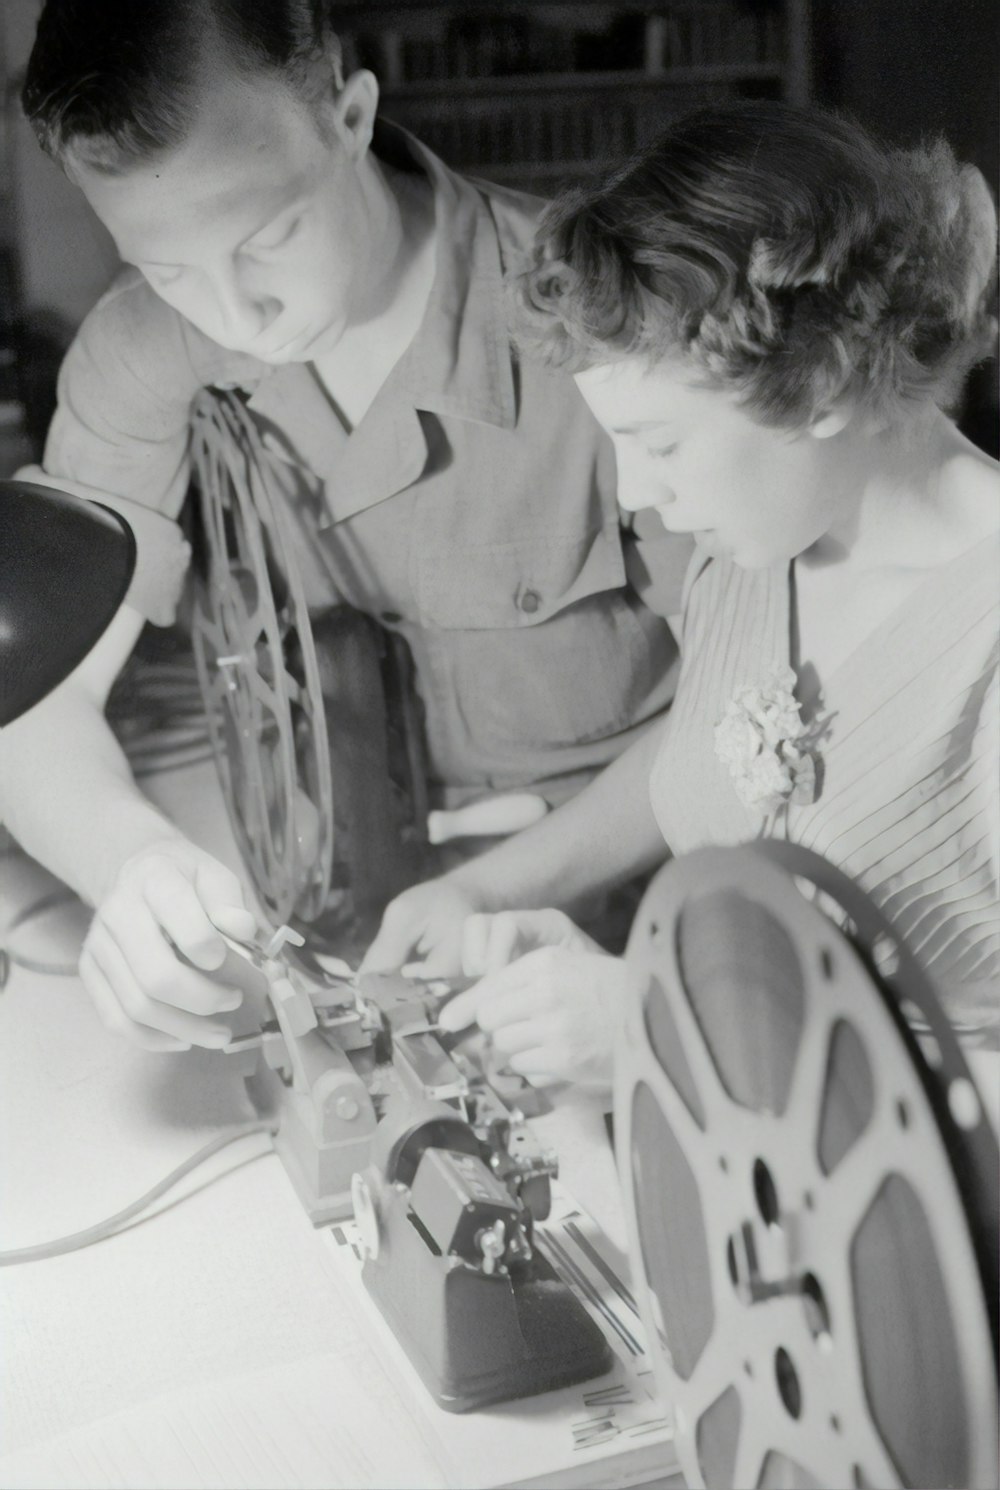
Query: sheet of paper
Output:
[[0, 1351, 448, 1490], [0, 1184, 675, 1490]]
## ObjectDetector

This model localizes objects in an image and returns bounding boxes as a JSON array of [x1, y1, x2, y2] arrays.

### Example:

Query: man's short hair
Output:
[[23, 0, 343, 174]]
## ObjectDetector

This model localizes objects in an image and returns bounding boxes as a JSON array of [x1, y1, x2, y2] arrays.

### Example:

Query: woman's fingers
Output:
[[505, 1048, 560, 1082], [439, 947, 564, 1034], [490, 1015, 560, 1058], [441, 941, 623, 1093], [437, 982, 484, 1033], [461, 909, 584, 977], [362, 881, 477, 978], [461, 912, 523, 976]]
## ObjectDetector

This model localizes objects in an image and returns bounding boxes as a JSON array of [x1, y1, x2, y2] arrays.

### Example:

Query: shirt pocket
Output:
[[412, 525, 664, 753], [414, 527, 623, 629]]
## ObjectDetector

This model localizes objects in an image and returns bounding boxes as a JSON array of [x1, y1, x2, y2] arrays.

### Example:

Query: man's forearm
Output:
[[0, 684, 181, 907], [446, 720, 668, 912]]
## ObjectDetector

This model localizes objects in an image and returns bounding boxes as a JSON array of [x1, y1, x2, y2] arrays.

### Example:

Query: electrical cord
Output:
[[106, 649, 215, 779], [0, 1121, 278, 1266]]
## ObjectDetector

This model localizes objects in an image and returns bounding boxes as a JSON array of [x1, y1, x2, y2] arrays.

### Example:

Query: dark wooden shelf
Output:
[[335, 1, 672, 11], [341, 2, 810, 186], [381, 61, 784, 100]]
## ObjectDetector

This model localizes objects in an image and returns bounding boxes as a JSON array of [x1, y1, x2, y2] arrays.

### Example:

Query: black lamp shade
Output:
[[0, 479, 136, 726]]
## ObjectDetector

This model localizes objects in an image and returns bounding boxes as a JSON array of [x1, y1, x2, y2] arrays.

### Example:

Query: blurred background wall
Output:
[[1, 0, 996, 472]]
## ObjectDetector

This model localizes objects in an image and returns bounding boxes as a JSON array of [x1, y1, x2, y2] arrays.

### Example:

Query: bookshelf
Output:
[[333, 2, 811, 191]]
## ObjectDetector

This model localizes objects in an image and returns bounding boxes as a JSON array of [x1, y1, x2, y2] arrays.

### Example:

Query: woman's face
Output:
[[575, 358, 853, 569]]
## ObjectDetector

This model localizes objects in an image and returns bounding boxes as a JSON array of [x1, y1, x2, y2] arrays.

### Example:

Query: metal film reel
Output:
[[617, 844, 998, 1490], [190, 391, 334, 926]]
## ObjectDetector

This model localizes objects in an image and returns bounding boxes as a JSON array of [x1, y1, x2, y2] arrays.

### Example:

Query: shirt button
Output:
[[519, 589, 541, 614], [381, 610, 403, 625]]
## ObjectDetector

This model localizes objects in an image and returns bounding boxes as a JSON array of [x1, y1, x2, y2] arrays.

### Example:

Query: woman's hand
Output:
[[439, 909, 629, 1094], [79, 838, 258, 1051], [360, 878, 483, 978]]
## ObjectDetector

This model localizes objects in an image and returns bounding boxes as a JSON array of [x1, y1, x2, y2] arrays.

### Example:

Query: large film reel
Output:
[[190, 391, 335, 926], [618, 844, 998, 1490]]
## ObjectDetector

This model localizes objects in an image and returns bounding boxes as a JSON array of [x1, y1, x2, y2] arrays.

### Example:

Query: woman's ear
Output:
[[332, 70, 379, 161], [809, 403, 853, 440]]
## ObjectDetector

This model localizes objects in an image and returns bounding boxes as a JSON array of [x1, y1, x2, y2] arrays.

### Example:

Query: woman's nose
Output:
[[611, 441, 679, 512], [615, 456, 677, 512]]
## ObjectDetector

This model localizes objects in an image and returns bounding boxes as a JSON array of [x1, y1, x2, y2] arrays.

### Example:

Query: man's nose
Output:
[[209, 273, 281, 342]]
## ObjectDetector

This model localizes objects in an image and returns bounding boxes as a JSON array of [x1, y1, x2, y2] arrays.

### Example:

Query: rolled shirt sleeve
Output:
[[23, 270, 214, 626]]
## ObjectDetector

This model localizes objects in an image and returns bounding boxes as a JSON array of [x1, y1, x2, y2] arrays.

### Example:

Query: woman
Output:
[[365, 101, 999, 1087]]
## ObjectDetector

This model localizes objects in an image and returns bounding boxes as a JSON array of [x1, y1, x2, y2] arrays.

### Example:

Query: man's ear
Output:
[[332, 70, 379, 161], [808, 401, 852, 440]]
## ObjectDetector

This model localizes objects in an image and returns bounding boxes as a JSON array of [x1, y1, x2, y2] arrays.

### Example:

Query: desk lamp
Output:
[[0, 478, 135, 726]]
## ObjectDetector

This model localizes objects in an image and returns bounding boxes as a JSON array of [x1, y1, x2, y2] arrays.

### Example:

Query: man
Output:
[[2, 0, 685, 1051]]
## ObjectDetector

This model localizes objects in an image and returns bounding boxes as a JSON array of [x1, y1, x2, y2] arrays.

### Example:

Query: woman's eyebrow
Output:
[[610, 419, 675, 435]]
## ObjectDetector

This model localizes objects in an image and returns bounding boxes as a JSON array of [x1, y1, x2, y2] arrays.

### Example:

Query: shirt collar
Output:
[[385, 123, 517, 432], [243, 124, 518, 525]]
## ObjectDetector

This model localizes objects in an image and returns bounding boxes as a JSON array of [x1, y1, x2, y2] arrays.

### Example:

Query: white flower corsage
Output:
[[714, 665, 817, 818]]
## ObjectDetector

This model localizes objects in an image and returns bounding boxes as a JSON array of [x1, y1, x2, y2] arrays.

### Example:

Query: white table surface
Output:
[[4, 760, 992, 1489], [0, 762, 668, 1488]]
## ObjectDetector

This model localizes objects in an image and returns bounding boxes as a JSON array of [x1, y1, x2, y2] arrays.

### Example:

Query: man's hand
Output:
[[360, 878, 483, 978], [79, 838, 258, 1051], [438, 909, 628, 1094]]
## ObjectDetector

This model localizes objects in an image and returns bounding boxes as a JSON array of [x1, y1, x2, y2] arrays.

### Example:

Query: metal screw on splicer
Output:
[[335, 1096, 360, 1121], [478, 1220, 506, 1275]]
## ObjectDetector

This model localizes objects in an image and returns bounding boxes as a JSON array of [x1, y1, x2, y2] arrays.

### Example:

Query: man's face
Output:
[[74, 70, 384, 363]]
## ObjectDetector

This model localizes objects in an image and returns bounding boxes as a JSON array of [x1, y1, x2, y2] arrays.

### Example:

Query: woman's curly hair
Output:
[[511, 101, 997, 428]]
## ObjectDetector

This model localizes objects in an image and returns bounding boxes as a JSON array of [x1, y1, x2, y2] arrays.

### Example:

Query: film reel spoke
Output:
[[726, 1421, 770, 1489], [681, 1309, 748, 1411], [674, 1010, 740, 1138], [191, 390, 335, 924], [824, 1316, 905, 1489], [783, 1003, 840, 1154], [821, 1113, 900, 1247], [633, 935, 743, 1139], [238, 743, 275, 863]]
